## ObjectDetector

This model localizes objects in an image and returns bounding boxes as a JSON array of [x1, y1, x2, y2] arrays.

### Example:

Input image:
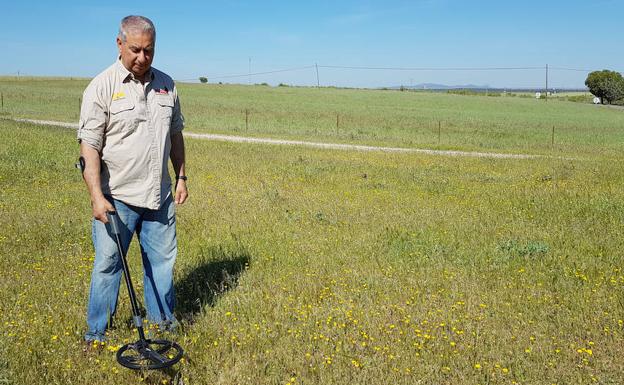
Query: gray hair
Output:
[[118, 15, 156, 42]]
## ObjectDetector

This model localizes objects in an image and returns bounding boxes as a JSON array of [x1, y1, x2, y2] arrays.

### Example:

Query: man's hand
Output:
[[92, 196, 115, 223], [175, 179, 188, 205]]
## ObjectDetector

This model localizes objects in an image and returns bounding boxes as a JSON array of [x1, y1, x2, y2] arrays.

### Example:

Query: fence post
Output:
[[551, 125, 555, 150], [1, 92, 3, 109], [245, 109, 249, 131], [336, 113, 339, 135], [78, 97, 81, 115]]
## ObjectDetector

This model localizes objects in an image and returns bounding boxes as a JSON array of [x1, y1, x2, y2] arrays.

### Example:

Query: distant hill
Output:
[[386, 83, 588, 93], [389, 83, 488, 90]]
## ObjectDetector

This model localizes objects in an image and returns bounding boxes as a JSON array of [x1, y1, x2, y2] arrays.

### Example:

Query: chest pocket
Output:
[[110, 99, 135, 115], [156, 96, 174, 123], [108, 99, 137, 137], [109, 100, 136, 132]]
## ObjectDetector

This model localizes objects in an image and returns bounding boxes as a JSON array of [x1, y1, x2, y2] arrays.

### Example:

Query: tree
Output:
[[585, 70, 624, 104], [199, 77, 208, 84]]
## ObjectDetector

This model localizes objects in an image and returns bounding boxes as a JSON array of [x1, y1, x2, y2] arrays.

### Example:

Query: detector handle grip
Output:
[[106, 211, 121, 235]]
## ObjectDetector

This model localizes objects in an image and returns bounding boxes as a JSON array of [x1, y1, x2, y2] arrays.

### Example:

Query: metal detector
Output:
[[107, 211, 184, 370]]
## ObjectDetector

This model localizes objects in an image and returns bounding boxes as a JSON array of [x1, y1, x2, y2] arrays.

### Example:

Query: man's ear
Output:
[[116, 37, 123, 53]]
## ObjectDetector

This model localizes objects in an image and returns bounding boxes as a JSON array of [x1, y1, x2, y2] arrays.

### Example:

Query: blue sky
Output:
[[1, 0, 622, 88]]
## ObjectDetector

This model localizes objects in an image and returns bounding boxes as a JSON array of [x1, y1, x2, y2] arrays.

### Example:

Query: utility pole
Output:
[[315, 63, 320, 87], [248, 57, 251, 85], [545, 64, 548, 102]]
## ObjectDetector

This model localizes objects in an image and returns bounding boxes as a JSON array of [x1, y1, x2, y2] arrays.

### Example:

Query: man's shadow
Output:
[[129, 246, 249, 383], [174, 245, 251, 323]]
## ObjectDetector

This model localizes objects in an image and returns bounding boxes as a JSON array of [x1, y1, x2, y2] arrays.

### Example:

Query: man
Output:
[[78, 15, 187, 344]]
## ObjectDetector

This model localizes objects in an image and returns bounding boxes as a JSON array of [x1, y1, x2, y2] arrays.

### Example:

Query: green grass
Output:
[[1, 118, 623, 384], [1, 77, 623, 158]]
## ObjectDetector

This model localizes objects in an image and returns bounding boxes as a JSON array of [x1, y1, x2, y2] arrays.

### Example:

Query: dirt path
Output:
[[7, 117, 543, 160]]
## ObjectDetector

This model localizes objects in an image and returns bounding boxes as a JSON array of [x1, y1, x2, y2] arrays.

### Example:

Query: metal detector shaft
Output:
[[107, 211, 146, 340], [105, 211, 184, 370]]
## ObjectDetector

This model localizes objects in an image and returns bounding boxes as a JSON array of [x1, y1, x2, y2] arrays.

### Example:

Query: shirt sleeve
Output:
[[77, 81, 108, 151], [170, 84, 185, 135]]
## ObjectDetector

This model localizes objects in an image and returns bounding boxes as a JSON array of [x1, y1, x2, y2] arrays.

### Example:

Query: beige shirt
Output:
[[78, 60, 184, 209]]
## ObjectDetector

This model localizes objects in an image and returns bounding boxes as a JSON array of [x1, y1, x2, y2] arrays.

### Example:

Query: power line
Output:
[[192, 64, 551, 82], [550, 66, 594, 72], [205, 65, 315, 80], [175, 63, 621, 84], [318, 65, 545, 71]]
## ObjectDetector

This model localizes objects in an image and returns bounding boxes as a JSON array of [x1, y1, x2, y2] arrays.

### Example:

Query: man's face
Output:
[[117, 31, 155, 80]]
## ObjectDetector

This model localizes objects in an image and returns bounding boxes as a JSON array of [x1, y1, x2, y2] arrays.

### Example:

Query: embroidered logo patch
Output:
[[156, 87, 169, 95], [112, 92, 126, 101]]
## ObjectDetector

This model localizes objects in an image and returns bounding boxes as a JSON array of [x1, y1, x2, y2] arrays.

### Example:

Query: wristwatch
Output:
[[175, 175, 188, 181]]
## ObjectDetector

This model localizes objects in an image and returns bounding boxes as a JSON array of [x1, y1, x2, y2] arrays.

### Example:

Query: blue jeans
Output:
[[85, 195, 178, 342]]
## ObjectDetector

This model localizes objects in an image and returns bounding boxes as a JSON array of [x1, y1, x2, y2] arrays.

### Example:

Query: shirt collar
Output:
[[116, 58, 154, 83]]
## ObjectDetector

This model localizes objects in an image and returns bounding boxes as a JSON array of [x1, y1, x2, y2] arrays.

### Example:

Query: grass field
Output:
[[1, 77, 623, 158], [1, 78, 623, 384]]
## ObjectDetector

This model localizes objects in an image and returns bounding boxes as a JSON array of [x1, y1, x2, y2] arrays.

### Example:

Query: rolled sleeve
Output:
[[77, 83, 107, 151], [170, 85, 184, 136]]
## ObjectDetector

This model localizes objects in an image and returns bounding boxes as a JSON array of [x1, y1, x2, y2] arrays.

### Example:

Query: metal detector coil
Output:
[[107, 211, 184, 370]]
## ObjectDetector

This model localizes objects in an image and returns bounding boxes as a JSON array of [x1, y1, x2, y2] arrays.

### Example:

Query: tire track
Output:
[[6, 117, 544, 160]]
